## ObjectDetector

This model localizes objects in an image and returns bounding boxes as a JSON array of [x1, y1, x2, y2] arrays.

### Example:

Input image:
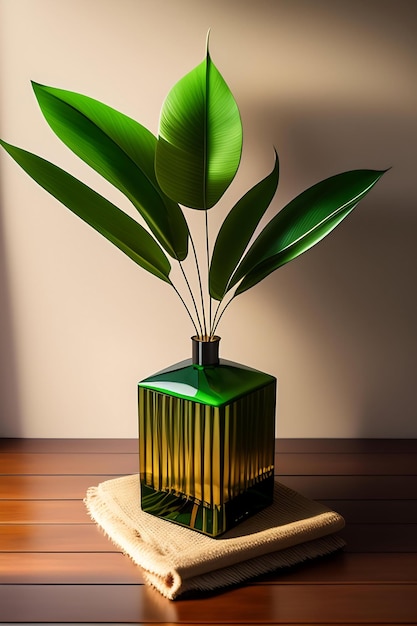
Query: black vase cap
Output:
[[191, 336, 220, 366]]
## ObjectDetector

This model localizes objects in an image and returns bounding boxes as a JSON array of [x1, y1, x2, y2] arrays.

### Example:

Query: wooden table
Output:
[[0, 438, 416, 624]]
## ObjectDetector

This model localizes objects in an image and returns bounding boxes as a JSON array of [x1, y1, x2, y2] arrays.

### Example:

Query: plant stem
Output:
[[211, 293, 236, 336], [205, 208, 212, 337], [210, 299, 222, 336], [190, 232, 207, 339], [179, 260, 204, 337], [169, 281, 199, 336]]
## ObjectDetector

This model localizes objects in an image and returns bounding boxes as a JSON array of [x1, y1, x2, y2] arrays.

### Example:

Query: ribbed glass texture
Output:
[[138, 358, 276, 536]]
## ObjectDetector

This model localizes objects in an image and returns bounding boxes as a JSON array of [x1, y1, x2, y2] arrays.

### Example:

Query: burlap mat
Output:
[[84, 475, 345, 599]]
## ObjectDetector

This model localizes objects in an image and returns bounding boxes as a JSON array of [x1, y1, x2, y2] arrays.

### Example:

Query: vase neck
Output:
[[191, 336, 220, 366]]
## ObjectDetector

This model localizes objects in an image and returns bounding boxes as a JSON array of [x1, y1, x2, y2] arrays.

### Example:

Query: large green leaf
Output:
[[230, 169, 387, 296], [31, 82, 188, 260], [155, 44, 242, 209], [209, 150, 279, 300], [0, 139, 172, 283]]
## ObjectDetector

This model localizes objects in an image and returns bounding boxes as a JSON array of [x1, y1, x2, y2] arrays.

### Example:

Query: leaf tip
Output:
[[31, 81, 46, 99]]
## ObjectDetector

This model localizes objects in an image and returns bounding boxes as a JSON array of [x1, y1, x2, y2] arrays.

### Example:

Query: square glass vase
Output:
[[138, 337, 276, 537]]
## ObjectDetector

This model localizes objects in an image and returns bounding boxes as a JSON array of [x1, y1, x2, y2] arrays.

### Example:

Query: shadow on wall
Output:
[[0, 194, 22, 437], [232, 83, 416, 436], [254, 203, 417, 437]]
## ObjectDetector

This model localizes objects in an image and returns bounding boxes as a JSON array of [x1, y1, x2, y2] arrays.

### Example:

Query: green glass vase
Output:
[[138, 337, 276, 537]]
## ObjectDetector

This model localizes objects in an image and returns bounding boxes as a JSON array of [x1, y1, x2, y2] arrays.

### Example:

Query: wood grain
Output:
[[2, 437, 416, 453], [0, 523, 113, 552], [1, 552, 416, 585], [1, 584, 417, 623], [1, 438, 416, 624], [1, 473, 416, 500]]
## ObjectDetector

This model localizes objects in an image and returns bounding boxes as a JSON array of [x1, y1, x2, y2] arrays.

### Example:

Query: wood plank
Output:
[[0, 524, 114, 552], [275, 453, 417, 476], [0, 500, 93, 524], [262, 552, 417, 584], [0, 438, 138, 453], [275, 438, 417, 454], [280, 475, 417, 500], [319, 499, 417, 524], [0, 474, 117, 499], [1, 473, 416, 501], [2, 437, 417, 454], [341, 523, 417, 553], [2, 522, 415, 554], [2, 451, 417, 475], [1, 552, 416, 586], [1, 584, 417, 623], [0, 552, 145, 583], [0, 452, 139, 475], [2, 497, 416, 525]]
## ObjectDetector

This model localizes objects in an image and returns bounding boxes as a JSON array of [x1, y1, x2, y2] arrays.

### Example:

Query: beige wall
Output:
[[1, 0, 416, 438]]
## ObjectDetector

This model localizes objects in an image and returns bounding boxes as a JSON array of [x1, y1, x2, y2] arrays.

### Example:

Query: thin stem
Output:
[[190, 232, 207, 339], [205, 208, 212, 336], [210, 298, 223, 336], [178, 260, 203, 337], [170, 282, 199, 336], [212, 293, 236, 336]]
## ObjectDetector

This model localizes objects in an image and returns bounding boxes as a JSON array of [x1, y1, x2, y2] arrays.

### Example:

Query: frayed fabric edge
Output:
[[84, 483, 345, 600], [167, 533, 346, 599], [84, 486, 183, 598]]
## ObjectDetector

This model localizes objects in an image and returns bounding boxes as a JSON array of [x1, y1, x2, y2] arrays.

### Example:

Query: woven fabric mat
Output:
[[84, 475, 345, 599]]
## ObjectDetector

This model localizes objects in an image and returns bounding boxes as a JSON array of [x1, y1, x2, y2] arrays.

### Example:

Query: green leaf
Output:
[[209, 150, 279, 300], [0, 139, 172, 283], [230, 169, 387, 296], [31, 82, 188, 260], [155, 40, 242, 209], [235, 205, 354, 295]]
